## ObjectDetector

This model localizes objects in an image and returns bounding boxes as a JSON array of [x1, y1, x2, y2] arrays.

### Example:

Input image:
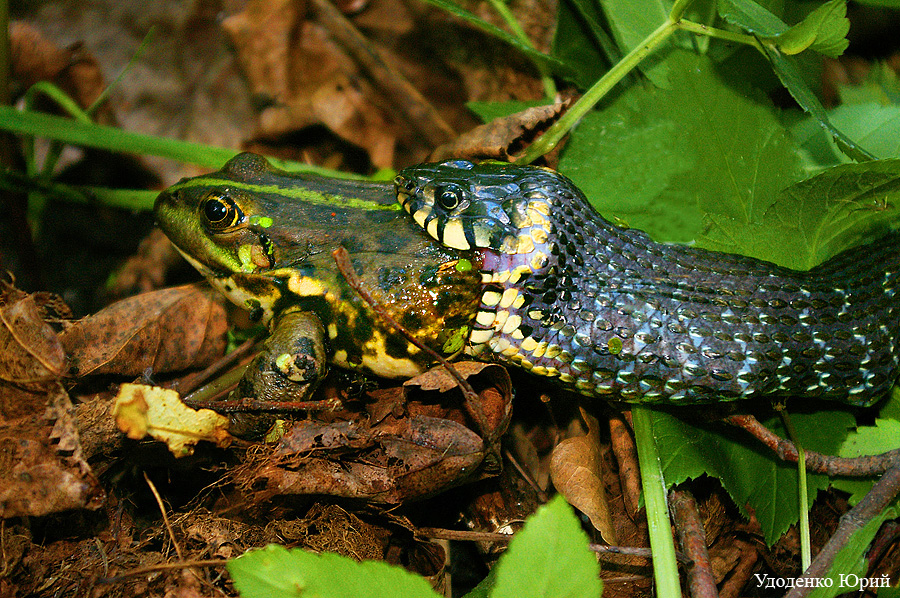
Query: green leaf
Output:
[[489, 496, 602, 598], [552, 0, 616, 88], [793, 104, 900, 168], [414, 0, 570, 77], [0, 106, 365, 179], [598, 0, 673, 87], [763, 47, 875, 162], [831, 393, 900, 504], [840, 390, 900, 458], [774, 0, 849, 57], [806, 504, 898, 598], [699, 159, 900, 269], [652, 409, 855, 545], [228, 545, 440, 598], [839, 63, 900, 106], [559, 53, 803, 242], [718, 0, 789, 37]]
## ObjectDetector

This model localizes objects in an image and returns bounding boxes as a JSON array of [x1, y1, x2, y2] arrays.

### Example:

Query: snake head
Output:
[[395, 160, 535, 252]]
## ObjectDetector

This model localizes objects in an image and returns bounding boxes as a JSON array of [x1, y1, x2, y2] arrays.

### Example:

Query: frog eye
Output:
[[435, 184, 463, 210], [202, 192, 245, 230]]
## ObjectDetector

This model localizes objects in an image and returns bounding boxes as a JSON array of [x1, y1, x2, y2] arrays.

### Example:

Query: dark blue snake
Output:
[[395, 160, 900, 406]]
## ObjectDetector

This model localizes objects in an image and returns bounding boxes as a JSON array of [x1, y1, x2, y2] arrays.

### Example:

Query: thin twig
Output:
[[503, 448, 549, 502], [669, 487, 719, 598], [415, 526, 690, 564], [143, 472, 183, 561], [189, 396, 343, 413], [726, 414, 900, 476], [98, 559, 229, 584], [176, 334, 262, 396]]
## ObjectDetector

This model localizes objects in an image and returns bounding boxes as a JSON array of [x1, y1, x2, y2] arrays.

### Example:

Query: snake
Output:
[[395, 159, 900, 406]]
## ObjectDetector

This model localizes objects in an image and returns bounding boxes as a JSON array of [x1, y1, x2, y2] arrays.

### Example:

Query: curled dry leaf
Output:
[[550, 407, 618, 545], [0, 281, 67, 421], [234, 362, 513, 503], [10, 21, 108, 115], [428, 102, 570, 164], [60, 284, 227, 377], [112, 383, 231, 457], [0, 382, 105, 517]]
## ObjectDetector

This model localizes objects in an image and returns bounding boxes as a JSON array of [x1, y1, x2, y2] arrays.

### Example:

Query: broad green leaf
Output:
[[718, 0, 789, 37], [700, 159, 900, 269], [228, 545, 440, 598], [489, 496, 602, 598], [652, 409, 855, 545], [806, 504, 898, 598], [598, 0, 673, 87], [775, 0, 848, 57], [763, 47, 874, 162], [840, 391, 900, 458], [793, 104, 900, 168], [559, 53, 803, 242], [552, 0, 616, 88], [832, 394, 900, 504]]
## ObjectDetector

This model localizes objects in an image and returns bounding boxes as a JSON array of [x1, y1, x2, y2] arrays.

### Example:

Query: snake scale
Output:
[[395, 160, 900, 406]]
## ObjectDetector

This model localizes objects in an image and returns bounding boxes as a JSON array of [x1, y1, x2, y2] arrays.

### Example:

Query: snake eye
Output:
[[202, 192, 245, 230], [436, 184, 463, 210]]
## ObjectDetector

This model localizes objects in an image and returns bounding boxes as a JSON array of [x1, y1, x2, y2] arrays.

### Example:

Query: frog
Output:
[[154, 153, 483, 419]]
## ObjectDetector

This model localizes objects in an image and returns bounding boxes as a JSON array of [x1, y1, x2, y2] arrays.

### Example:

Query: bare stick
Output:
[[669, 487, 719, 598], [726, 415, 900, 476]]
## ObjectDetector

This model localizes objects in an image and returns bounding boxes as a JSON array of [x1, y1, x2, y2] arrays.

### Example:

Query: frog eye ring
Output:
[[202, 192, 245, 231]]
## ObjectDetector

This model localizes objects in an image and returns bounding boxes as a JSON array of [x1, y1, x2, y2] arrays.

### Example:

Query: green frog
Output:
[[154, 153, 483, 409]]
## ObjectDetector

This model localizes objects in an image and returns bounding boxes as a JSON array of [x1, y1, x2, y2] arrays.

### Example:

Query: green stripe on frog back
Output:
[[167, 177, 402, 212]]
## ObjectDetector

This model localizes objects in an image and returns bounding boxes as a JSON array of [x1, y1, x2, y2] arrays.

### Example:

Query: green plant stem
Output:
[[516, 18, 677, 164], [0, 168, 157, 211], [779, 407, 812, 571], [677, 20, 764, 51], [485, 0, 556, 98], [0, 105, 360, 177], [632, 405, 681, 598]]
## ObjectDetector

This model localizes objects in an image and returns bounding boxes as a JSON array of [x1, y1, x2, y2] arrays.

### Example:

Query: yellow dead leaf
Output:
[[550, 407, 617, 545], [112, 383, 231, 456]]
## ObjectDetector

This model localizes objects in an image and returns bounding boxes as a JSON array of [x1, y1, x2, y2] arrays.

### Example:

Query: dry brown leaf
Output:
[[429, 101, 570, 163], [10, 21, 107, 115], [234, 362, 513, 503], [0, 382, 104, 518], [550, 407, 617, 544], [112, 383, 231, 457], [0, 281, 66, 384], [60, 284, 227, 377], [0, 281, 67, 421]]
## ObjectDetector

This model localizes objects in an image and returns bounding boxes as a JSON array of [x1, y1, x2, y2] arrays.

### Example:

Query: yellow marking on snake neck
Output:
[[499, 288, 519, 308]]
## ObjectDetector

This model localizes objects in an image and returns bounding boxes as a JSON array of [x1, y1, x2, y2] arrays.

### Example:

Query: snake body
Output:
[[395, 160, 900, 406]]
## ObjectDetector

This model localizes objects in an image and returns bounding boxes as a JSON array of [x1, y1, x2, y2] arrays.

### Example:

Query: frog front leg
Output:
[[236, 307, 329, 404], [228, 308, 329, 438]]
